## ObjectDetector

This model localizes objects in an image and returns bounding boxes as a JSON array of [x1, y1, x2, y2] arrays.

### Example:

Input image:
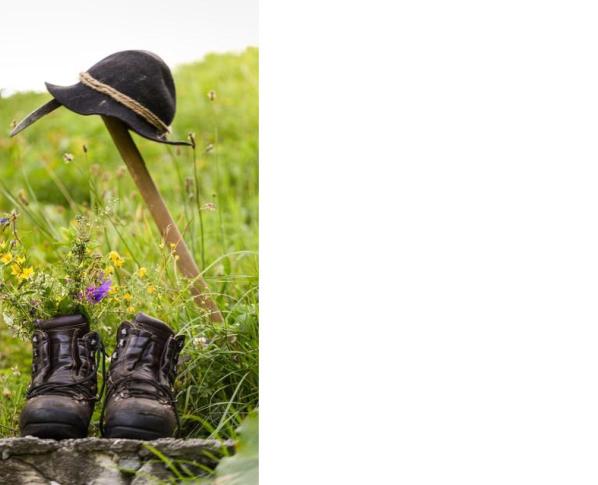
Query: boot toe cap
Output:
[[20, 395, 92, 439], [104, 397, 177, 440]]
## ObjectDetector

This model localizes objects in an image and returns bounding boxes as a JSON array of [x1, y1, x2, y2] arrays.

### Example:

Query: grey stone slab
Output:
[[0, 437, 233, 484]]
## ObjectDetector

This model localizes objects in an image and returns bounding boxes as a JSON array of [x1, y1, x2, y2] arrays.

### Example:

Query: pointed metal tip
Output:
[[9, 98, 61, 137]]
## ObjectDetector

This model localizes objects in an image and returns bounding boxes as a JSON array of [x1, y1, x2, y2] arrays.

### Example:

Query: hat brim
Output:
[[45, 82, 191, 146]]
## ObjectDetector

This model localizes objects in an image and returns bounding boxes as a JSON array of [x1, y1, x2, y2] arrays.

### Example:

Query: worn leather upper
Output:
[[29, 314, 100, 400], [102, 313, 184, 437], [20, 314, 101, 438], [107, 313, 184, 397]]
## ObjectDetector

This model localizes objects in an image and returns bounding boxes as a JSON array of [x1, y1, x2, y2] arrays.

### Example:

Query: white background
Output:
[[262, 0, 598, 483], [0, 0, 257, 93]]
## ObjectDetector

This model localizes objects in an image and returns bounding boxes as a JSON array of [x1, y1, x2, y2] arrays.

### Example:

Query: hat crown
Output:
[[87, 50, 176, 127]]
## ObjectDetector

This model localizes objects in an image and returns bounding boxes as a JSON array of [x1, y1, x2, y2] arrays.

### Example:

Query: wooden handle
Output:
[[102, 116, 223, 323]]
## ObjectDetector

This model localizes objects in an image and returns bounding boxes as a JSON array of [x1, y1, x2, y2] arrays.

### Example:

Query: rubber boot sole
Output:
[[21, 421, 87, 440], [103, 425, 166, 440]]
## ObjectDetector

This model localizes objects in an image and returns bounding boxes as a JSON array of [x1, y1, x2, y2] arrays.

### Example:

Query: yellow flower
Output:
[[108, 285, 118, 295], [1, 252, 13, 265], [16, 256, 25, 264], [105, 265, 115, 275], [127, 306, 135, 313], [108, 251, 124, 268], [147, 286, 156, 294], [18, 267, 34, 281], [123, 293, 132, 301], [137, 267, 147, 278], [0, 241, 6, 250], [10, 264, 20, 276]]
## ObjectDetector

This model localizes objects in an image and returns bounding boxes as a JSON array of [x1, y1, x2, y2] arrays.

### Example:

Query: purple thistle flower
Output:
[[0, 218, 9, 226], [86, 279, 112, 303]]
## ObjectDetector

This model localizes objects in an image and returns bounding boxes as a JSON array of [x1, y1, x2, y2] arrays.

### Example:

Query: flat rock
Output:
[[0, 437, 234, 484]]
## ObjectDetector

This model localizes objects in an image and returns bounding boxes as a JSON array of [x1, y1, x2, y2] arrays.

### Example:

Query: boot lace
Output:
[[27, 338, 107, 403], [99, 335, 182, 434]]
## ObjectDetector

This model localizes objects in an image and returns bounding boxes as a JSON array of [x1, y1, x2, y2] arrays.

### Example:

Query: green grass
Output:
[[0, 48, 258, 438]]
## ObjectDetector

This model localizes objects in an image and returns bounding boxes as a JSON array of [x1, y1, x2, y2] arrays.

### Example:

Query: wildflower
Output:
[[147, 286, 156, 294], [10, 264, 20, 277], [108, 284, 118, 295], [17, 190, 29, 206], [108, 251, 124, 268], [137, 267, 147, 278], [63, 153, 74, 163], [86, 279, 112, 303], [15, 256, 25, 264], [185, 178, 193, 198], [123, 293, 132, 302], [0, 218, 9, 226], [105, 265, 115, 275], [193, 336, 210, 349], [18, 267, 34, 281], [127, 306, 135, 313], [0, 252, 13, 264]]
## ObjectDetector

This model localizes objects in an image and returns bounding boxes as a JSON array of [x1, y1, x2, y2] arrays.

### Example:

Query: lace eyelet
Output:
[[119, 339, 126, 347], [32, 336, 38, 343], [121, 328, 128, 336], [112, 351, 118, 359]]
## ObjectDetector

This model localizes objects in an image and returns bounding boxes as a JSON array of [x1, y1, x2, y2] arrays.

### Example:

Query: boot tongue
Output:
[[36, 314, 89, 382], [36, 314, 89, 332], [133, 312, 173, 339]]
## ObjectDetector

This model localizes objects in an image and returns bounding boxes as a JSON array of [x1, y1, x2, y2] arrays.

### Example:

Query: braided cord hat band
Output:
[[79, 72, 171, 134]]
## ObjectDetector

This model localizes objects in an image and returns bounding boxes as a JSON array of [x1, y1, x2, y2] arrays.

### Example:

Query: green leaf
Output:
[[213, 409, 258, 485]]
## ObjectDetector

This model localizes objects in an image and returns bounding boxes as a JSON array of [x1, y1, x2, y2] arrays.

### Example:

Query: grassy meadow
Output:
[[0, 48, 258, 441]]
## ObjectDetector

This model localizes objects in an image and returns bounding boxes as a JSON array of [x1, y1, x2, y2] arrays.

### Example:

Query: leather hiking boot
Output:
[[101, 313, 185, 440], [20, 314, 103, 439]]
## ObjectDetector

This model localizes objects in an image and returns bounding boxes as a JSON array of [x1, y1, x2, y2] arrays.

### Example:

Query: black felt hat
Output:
[[10, 50, 190, 146]]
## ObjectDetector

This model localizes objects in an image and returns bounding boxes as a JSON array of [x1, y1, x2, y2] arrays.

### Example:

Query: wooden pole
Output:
[[102, 116, 223, 323]]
